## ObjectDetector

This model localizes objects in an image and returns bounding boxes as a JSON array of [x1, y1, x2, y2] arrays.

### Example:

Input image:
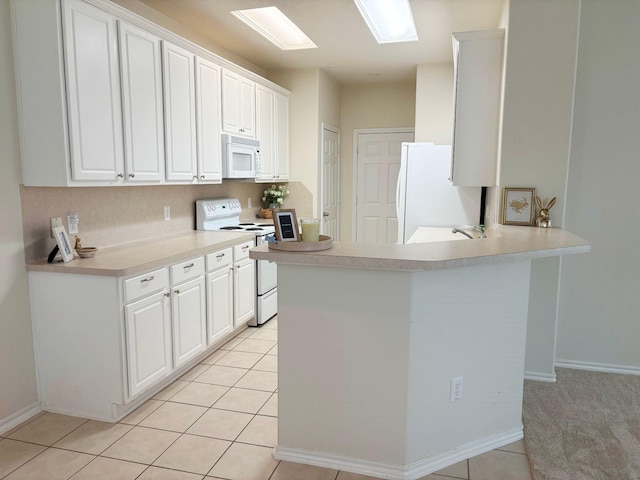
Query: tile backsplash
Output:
[[21, 181, 310, 263]]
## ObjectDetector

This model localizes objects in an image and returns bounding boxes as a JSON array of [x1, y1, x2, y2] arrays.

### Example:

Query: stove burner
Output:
[[256, 223, 273, 227], [238, 223, 256, 226], [245, 227, 263, 231], [220, 226, 243, 230]]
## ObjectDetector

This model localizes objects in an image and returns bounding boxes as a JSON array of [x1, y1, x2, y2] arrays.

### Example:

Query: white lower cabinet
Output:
[[206, 248, 234, 345], [170, 257, 206, 367], [125, 290, 172, 397], [28, 238, 256, 421], [234, 241, 256, 326]]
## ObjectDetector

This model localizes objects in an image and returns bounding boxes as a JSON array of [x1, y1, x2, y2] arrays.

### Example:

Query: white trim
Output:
[[351, 128, 415, 242], [524, 370, 557, 383], [555, 360, 640, 376], [0, 402, 43, 436], [274, 427, 523, 480]]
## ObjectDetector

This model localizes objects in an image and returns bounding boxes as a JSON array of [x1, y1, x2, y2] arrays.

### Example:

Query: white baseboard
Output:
[[0, 402, 42, 436], [273, 427, 523, 480], [555, 360, 640, 376], [524, 370, 557, 383]]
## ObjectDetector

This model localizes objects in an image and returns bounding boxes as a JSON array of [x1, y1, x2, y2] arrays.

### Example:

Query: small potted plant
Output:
[[260, 184, 289, 218]]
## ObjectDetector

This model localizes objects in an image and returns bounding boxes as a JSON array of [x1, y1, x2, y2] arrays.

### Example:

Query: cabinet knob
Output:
[[323, 212, 329, 217], [201, 175, 205, 179], [174, 289, 180, 295], [117, 173, 124, 178], [164, 292, 170, 298], [129, 173, 135, 178]]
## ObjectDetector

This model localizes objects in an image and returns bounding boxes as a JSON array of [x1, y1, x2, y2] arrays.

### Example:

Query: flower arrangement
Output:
[[262, 184, 289, 208]]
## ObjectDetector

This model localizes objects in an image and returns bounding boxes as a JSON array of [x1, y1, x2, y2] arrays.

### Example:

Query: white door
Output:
[[195, 56, 222, 183], [62, 0, 124, 181], [172, 276, 206, 367], [222, 69, 256, 137], [125, 290, 172, 397], [320, 126, 340, 240], [355, 131, 414, 244], [163, 41, 197, 181], [206, 267, 233, 345], [118, 21, 165, 182], [234, 258, 256, 326]]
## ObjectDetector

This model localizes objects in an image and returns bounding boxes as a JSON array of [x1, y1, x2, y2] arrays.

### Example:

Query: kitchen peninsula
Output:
[[250, 226, 590, 479]]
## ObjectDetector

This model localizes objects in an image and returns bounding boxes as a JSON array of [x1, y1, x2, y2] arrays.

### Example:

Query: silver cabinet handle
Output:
[[323, 212, 329, 217], [242, 245, 249, 250], [129, 173, 135, 178], [183, 263, 194, 269], [117, 173, 124, 178], [201, 175, 205, 179], [164, 292, 170, 297], [216, 253, 225, 259], [174, 289, 180, 294], [140, 276, 155, 283]]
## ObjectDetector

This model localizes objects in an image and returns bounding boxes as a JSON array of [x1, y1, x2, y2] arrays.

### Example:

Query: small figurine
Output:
[[535, 196, 556, 228]]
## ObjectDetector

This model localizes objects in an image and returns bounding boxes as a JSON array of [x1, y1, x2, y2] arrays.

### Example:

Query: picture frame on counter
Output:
[[273, 209, 300, 242], [502, 187, 536, 226], [52, 225, 74, 262]]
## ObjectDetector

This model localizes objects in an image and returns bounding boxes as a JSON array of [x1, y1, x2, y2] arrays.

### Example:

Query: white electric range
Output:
[[195, 198, 277, 326]]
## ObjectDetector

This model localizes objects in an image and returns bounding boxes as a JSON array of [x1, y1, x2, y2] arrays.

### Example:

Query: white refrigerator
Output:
[[396, 142, 483, 244]]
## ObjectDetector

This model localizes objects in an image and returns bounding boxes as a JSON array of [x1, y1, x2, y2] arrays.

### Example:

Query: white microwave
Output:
[[222, 134, 260, 179]]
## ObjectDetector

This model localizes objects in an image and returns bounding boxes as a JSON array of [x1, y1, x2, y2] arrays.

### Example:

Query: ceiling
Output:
[[137, 0, 505, 84]]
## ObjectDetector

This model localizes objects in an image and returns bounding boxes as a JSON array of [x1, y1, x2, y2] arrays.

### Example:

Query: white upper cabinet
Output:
[[163, 41, 198, 182], [256, 86, 290, 183], [62, 0, 125, 182], [450, 29, 505, 187], [118, 22, 165, 182], [274, 92, 290, 181], [11, 0, 288, 187], [256, 85, 275, 181], [195, 57, 223, 183], [222, 69, 256, 138]]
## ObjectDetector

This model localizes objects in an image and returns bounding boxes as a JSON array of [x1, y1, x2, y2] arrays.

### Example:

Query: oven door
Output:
[[256, 235, 277, 294]]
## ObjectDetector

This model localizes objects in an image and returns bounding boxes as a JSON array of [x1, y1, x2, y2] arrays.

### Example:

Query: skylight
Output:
[[231, 6, 317, 51], [354, 0, 418, 44]]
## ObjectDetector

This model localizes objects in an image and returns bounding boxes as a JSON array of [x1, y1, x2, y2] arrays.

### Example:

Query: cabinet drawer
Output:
[[234, 240, 255, 262], [171, 256, 205, 284], [124, 268, 169, 304], [206, 247, 233, 272]]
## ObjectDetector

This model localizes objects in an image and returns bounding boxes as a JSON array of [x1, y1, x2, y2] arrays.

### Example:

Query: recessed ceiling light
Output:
[[231, 6, 317, 50], [354, 0, 418, 44]]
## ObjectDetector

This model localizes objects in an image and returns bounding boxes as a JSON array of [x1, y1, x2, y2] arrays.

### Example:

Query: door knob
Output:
[[322, 212, 329, 217]]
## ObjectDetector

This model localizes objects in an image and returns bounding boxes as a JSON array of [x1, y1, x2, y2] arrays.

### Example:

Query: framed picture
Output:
[[52, 225, 74, 262], [273, 209, 300, 242], [502, 187, 536, 226]]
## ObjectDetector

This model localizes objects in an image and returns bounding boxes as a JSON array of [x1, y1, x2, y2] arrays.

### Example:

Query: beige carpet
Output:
[[522, 368, 640, 479]]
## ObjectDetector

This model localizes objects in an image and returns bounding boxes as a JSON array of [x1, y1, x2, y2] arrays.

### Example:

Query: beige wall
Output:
[[0, 0, 39, 426], [499, 0, 580, 379], [557, 0, 640, 372], [339, 81, 416, 241], [415, 63, 454, 144]]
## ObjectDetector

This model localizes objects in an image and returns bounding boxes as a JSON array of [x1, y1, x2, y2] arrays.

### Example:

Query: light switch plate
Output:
[[50, 217, 63, 238], [67, 214, 79, 235]]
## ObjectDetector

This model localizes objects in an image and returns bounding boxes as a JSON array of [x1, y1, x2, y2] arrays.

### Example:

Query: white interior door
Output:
[[355, 131, 414, 244], [320, 125, 340, 240]]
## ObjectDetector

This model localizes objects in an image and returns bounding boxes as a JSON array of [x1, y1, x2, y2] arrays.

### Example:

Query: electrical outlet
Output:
[[450, 376, 464, 402], [50, 217, 63, 238], [164, 206, 170, 221], [67, 214, 79, 235]]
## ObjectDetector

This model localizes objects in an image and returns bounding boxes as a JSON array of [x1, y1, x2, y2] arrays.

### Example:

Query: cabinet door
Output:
[[255, 85, 275, 182], [62, 0, 124, 181], [195, 57, 222, 183], [125, 290, 172, 397], [451, 30, 504, 187], [163, 41, 197, 182], [206, 267, 233, 345], [234, 258, 256, 326], [274, 92, 290, 181], [222, 69, 255, 137], [119, 22, 165, 182], [172, 276, 206, 367]]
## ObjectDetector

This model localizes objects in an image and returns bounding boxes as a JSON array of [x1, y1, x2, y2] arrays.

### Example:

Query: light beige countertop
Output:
[[250, 225, 590, 271], [27, 231, 255, 277]]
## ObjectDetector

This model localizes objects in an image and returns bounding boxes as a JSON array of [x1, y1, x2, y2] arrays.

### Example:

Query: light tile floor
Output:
[[0, 317, 532, 480]]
